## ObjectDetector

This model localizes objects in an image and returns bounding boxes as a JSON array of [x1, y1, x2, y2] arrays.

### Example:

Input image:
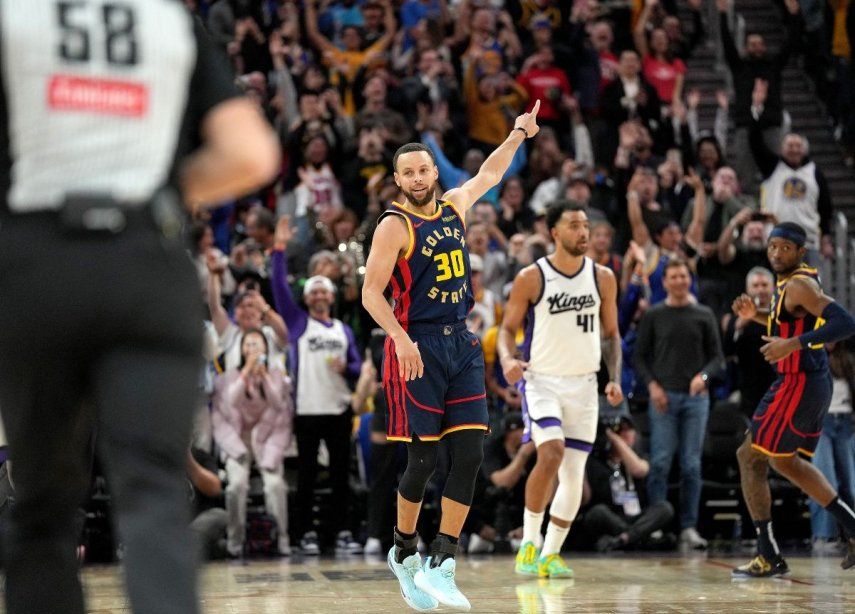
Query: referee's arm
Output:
[[181, 101, 280, 207], [179, 20, 281, 209]]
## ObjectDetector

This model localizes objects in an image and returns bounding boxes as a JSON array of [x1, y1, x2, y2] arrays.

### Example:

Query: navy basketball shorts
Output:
[[383, 321, 488, 442], [750, 370, 833, 457]]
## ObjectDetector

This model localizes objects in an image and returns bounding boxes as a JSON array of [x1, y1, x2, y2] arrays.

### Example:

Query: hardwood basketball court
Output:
[[73, 553, 854, 613]]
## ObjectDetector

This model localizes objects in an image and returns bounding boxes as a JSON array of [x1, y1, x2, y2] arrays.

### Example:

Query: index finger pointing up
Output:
[[531, 99, 541, 117]]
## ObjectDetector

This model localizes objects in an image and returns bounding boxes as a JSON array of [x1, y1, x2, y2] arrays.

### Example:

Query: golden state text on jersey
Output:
[[378, 200, 474, 328]]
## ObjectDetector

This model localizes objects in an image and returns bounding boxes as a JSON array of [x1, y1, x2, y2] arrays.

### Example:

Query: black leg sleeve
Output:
[[398, 438, 439, 503], [442, 430, 485, 506]]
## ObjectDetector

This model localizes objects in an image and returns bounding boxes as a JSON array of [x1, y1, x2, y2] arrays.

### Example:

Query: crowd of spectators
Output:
[[797, 0, 855, 165], [173, 0, 854, 559]]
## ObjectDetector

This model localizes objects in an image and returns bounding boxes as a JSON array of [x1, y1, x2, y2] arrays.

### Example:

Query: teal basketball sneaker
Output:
[[537, 553, 574, 579], [387, 547, 439, 612], [515, 541, 540, 575], [414, 556, 471, 611]]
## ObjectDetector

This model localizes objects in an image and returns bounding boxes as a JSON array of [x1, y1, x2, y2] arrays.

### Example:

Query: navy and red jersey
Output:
[[768, 265, 828, 374], [379, 200, 473, 328]]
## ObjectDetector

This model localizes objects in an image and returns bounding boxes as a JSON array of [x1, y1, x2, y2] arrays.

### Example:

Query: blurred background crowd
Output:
[[56, 0, 855, 563]]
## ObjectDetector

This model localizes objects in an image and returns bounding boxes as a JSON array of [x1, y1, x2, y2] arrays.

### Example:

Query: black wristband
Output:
[[514, 126, 529, 139]]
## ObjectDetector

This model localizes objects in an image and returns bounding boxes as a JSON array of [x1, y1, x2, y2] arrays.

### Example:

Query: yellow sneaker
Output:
[[537, 553, 574, 579], [515, 541, 540, 576]]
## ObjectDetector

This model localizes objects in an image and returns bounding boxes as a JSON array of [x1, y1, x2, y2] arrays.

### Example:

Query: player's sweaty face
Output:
[[555, 211, 589, 256], [395, 152, 438, 207]]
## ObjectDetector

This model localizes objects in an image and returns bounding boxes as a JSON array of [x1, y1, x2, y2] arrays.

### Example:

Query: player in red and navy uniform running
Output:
[[731, 222, 855, 578], [362, 102, 542, 611]]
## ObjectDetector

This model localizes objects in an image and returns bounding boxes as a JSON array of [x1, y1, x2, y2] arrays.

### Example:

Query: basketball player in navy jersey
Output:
[[362, 101, 541, 611], [731, 222, 855, 578], [498, 201, 624, 579]]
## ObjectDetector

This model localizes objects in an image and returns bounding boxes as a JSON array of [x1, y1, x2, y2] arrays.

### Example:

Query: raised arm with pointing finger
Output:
[[442, 99, 541, 213], [362, 101, 541, 381]]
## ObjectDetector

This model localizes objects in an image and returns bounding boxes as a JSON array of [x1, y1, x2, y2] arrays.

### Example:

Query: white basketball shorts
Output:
[[519, 370, 598, 452]]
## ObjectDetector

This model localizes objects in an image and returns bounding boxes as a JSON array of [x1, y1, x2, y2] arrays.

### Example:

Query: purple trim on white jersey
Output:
[[564, 438, 593, 453], [522, 305, 535, 363]]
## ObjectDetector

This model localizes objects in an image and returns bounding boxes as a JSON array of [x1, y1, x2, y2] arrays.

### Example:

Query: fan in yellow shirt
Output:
[[830, 0, 851, 59], [304, 0, 396, 116]]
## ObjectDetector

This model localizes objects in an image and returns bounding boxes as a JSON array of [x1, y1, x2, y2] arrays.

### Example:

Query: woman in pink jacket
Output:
[[212, 329, 293, 556]]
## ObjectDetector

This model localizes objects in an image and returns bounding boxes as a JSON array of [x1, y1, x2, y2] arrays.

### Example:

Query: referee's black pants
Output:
[[0, 211, 203, 614]]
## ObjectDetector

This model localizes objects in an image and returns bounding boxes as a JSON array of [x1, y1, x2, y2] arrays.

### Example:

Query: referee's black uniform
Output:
[[0, 2, 249, 613]]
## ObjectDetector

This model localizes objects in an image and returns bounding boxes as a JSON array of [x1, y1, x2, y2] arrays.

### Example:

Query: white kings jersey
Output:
[[522, 256, 602, 377], [1, 0, 195, 211], [295, 318, 352, 416]]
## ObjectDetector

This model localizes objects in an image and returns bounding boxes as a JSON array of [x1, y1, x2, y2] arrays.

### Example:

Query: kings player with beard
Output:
[[498, 201, 624, 579]]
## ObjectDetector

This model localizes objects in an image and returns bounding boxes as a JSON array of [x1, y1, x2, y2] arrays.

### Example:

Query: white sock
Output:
[[522, 508, 544, 548], [540, 521, 570, 557]]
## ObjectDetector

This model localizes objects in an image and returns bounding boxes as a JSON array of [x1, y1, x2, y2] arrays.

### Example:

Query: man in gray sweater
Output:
[[634, 258, 726, 550]]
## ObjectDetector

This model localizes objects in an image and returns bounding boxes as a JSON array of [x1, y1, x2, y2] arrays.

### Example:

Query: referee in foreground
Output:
[[0, 2, 279, 613]]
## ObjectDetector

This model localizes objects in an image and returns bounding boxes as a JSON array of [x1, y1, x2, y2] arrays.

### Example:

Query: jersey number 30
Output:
[[434, 250, 466, 282]]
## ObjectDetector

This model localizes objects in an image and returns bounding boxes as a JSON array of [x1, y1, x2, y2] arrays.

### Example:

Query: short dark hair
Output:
[[654, 219, 680, 237], [247, 206, 275, 234], [664, 257, 690, 275], [190, 221, 210, 253], [342, 25, 364, 38], [232, 291, 254, 310], [695, 135, 723, 160], [393, 143, 436, 171], [545, 200, 587, 231]]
